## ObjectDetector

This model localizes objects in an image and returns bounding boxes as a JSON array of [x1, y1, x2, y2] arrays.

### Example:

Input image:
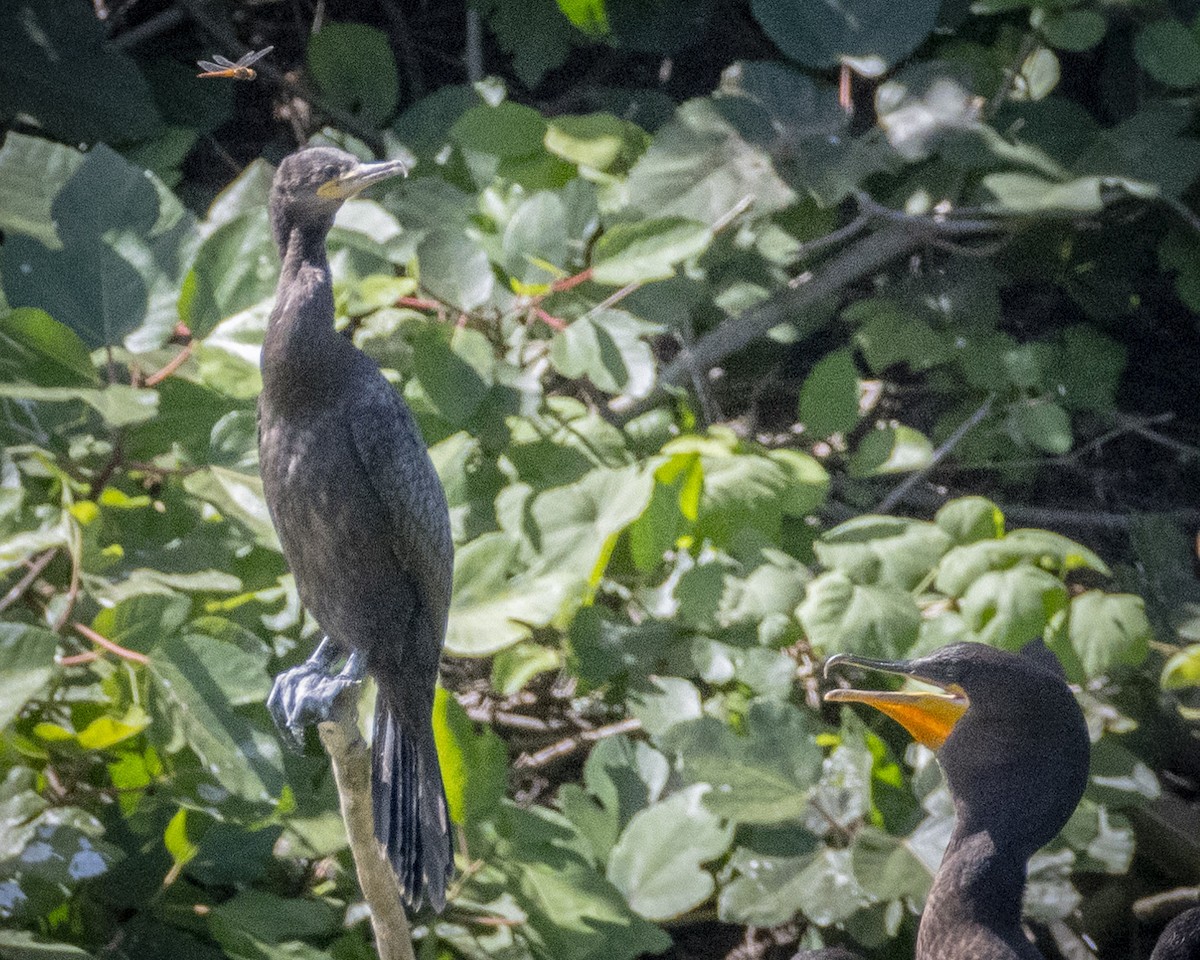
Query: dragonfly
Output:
[[196, 45, 274, 80]]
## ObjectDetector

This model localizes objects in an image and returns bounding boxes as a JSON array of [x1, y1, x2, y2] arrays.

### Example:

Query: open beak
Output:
[[317, 157, 411, 200], [823, 653, 968, 750]]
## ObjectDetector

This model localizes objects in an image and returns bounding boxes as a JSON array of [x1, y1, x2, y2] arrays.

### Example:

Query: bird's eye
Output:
[[324, 165, 338, 180]]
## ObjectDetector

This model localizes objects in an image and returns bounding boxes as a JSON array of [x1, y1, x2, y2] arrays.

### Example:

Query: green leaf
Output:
[[210, 888, 338, 945], [1067, 591, 1151, 677], [0, 930, 95, 958], [1163, 644, 1200, 690], [0, 0, 161, 143], [1013, 47, 1060, 101], [1042, 10, 1107, 52], [751, 0, 940, 70], [492, 642, 562, 696], [935, 529, 1109, 597], [179, 210, 275, 339], [935, 496, 1004, 545], [164, 806, 198, 869], [92, 593, 191, 656], [591, 218, 712, 286], [957, 566, 1070, 650], [432, 685, 507, 827], [1011, 400, 1073, 454], [848, 425, 934, 476], [664, 701, 823, 824], [182, 467, 280, 552], [0, 144, 195, 352], [417, 230, 495, 311], [307, 23, 399, 125], [502, 191, 569, 290], [606, 784, 734, 920], [797, 571, 921, 658], [148, 633, 282, 804], [0, 308, 97, 387], [451, 101, 548, 158], [446, 533, 573, 655], [629, 676, 703, 738], [814, 516, 952, 590], [798, 349, 859, 438], [555, 0, 610, 35], [549, 309, 658, 396], [1134, 20, 1200, 88], [625, 99, 796, 226], [0, 133, 84, 249], [545, 113, 647, 172], [0, 623, 58, 729]]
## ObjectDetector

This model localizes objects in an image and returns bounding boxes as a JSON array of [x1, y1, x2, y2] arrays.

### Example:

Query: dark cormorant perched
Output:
[[824, 641, 1090, 960], [258, 147, 454, 910], [1151, 906, 1200, 960]]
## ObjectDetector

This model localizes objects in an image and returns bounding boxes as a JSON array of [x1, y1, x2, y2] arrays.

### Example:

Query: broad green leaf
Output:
[[591, 218, 712, 286], [1068, 591, 1151, 677], [0, 308, 97, 387], [179, 210, 276, 339], [935, 496, 1004, 545], [446, 533, 573, 655], [798, 349, 859, 438], [625, 98, 796, 225], [1011, 400, 1073, 454], [545, 113, 647, 172], [91, 593, 191, 656], [1162, 644, 1200, 690], [0, 931, 94, 958], [76, 708, 150, 750], [0, 145, 195, 352], [451, 101, 548, 158], [814, 515, 952, 590], [417, 230, 495, 311], [0, 133, 84, 249], [149, 633, 282, 804], [549, 309, 658, 396], [848, 425, 933, 476], [432, 685, 507, 827], [492, 642, 562, 696], [798, 571, 921, 658], [555, 0, 609, 35], [0, 0, 161, 143], [210, 888, 338, 945], [607, 784, 734, 920], [1134, 20, 1200, 88], [502, 192, 569, 289], [935, 529, 1108, 596], [307, 23, 399, 125], [1043, 10, 1107, 52], [0, 623, 58, 729], [664, 701, 823, 824], [628, 676, 702, 738], [164, 806, 198, 869], [1013, 47, 1060, 101], [750, 0, 939, 70], [182, 467, 280, 552], [851, 826, 935, 903], [957, 566, 1070, 650]]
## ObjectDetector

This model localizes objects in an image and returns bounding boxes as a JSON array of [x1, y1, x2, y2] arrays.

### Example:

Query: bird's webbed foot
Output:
[[268, 636, 367, 750]]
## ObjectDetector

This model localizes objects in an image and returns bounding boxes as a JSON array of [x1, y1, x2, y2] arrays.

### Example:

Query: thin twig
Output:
[[52, 524, 83, 633], [0, 549, 57, 614], [515, 717, 643, 769], [1133, 886, 1200, 924], [144, 342, 195, 387], [317, 696, 417, 960], [875, 394, 996, 513], [109, 6, 186, 49], [72, 623, 150, 665]]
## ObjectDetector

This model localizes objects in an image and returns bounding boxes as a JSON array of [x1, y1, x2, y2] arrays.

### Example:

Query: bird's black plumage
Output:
[[1151, 906, 1200, 960], [826, 641, 1091, 960], [258, 146, 453, 910]]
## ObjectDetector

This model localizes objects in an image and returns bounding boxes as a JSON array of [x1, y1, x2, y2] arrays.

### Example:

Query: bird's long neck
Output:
[[261, 225, 352, 411], [917, 808, 1043, 959]]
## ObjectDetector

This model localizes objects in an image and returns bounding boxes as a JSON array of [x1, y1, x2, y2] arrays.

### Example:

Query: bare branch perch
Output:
[[317, 696, 417, 960]]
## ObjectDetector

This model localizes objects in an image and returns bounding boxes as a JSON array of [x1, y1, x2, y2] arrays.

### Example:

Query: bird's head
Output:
[[269, 146, 410, 255], [825, 640, 1089, 847]]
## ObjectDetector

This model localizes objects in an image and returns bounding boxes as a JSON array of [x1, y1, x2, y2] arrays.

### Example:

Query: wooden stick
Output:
[[317, 696, 416, 960]]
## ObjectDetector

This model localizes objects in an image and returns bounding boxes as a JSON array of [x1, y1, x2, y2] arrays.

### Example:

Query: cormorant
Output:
[[824, 641, 1091, 960], [258, 146, 454, 910], [1150, 906, 1200, 960]]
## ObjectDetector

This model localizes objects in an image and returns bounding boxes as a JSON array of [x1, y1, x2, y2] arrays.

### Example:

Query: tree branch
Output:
[[317, 696, 417, 960]]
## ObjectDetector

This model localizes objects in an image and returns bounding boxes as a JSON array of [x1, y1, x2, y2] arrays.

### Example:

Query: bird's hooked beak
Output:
[[316, 157, 411, 200], [823, 653, 969, 750]]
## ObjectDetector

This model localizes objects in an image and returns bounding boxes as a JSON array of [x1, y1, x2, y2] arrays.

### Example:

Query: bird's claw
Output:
[[267, 638, 366, 750]]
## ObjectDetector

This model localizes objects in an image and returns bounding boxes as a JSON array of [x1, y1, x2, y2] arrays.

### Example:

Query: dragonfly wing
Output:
[[240, 45, 274, 67], [197, 60, 224, 72], [212, 54, 238, 67]]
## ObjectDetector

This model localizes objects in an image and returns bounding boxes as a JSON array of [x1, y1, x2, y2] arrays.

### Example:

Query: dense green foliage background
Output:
[[1, 1, 1199, 958]]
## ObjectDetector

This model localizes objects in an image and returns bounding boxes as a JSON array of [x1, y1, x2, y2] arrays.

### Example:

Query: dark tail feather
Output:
[[371, 697, 454, 911]]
